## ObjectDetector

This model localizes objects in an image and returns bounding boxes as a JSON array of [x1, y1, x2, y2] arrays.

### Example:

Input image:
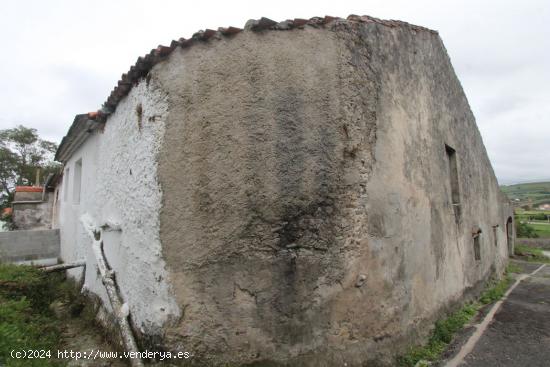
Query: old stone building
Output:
[[54, 15, 514, 366]]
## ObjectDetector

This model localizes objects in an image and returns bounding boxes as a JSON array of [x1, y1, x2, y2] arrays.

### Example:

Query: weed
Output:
[[0, 264, 65, 366], [397, 273, 513, 366], [397, 303, 478, 366], [0, 264, 63, 312], [514, 245, 550, 263], [479, 275, 513, 305], [506, 263, 522, 274]]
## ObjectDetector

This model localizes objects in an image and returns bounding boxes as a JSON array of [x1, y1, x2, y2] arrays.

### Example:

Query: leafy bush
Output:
[[0, 213, 16, 231]]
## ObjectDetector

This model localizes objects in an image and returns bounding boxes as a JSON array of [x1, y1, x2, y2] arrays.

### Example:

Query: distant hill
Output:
[[501, 181, 550, 208]]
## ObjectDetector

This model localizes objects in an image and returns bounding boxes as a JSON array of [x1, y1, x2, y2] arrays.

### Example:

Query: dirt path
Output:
[[445, 261, 550, 367], [53, 301, 128, 367]]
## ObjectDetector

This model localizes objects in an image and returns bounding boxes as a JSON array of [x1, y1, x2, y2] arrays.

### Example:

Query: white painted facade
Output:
[[57, 79, 180, 335]]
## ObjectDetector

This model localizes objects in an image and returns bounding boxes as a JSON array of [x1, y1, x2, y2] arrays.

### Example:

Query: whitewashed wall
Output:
[[57, 79, 180, 336]]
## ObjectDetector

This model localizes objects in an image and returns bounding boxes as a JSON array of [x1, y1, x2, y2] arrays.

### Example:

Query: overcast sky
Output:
[[0, 0, 548, 185]]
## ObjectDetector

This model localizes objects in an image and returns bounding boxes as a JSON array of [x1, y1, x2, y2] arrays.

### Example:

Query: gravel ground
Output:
[[458, 263, 550, 367]]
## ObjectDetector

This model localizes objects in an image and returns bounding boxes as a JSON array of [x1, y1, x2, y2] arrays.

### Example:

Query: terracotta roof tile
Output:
[[292, 18, 309, 28], [203, 29, 217, 39], [15, 186, 43, 193], [57, 15, 438, 161], [219, 26, 242, 35], [91, 15, 436, 123], [155, 45, 173, 56], [179, 37, 194, 48]]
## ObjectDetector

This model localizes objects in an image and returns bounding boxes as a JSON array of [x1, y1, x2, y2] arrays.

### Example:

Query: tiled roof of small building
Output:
[[15, 186, 43, 193], [55, 14, 437, 163]]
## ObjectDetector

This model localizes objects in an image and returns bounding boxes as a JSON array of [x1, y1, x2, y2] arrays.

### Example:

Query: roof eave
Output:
[[55, 114, 103, 163]]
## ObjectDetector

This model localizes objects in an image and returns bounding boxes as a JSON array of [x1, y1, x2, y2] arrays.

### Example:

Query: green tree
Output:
[[0, 125, 60, 208]]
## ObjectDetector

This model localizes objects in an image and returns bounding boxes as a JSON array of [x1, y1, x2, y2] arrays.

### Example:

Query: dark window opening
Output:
[[73, 159, 82, 204], [506, 216, 514, 255], [445, 144, 461, 220], [473, 234, 481, 261], [492, 224, 499, 247], [473, 226, 482, 261]]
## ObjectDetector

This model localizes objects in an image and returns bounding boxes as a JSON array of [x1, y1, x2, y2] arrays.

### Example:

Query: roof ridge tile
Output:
[[57, 14, 439, 160]]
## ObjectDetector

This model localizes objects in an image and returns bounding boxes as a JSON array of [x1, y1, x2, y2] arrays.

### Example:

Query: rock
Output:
[[355, 274, 367, 287], [244, 19, 258, 31], [244, 17, 277, 31], [275, 20, 293, 30]]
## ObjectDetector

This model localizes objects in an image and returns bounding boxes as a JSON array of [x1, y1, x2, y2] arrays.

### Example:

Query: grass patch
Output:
[[514, 244, 550, 263], [528, 223, 550, 238], [397, 274, 513, 366], [479, 274, 513, 305], [506, 263, 522, 274], [397, 304, 478, 366], [0, 263, 65, 366]]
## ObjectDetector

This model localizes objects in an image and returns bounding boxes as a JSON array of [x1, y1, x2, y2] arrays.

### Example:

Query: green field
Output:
[[527, 223, 550, 238], [501, 181, 550, 208], [515, 209, 550, 222], [500, 181, 550, 238]]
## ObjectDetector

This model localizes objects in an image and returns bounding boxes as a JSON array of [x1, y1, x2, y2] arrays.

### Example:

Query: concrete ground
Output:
[[444, 260, 550, 367]]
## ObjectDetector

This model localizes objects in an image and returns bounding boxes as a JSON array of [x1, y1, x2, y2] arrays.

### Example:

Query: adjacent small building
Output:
[[12, 179, 57, 230], [1, 179, 61, 265], [53, 15, 514, 366]]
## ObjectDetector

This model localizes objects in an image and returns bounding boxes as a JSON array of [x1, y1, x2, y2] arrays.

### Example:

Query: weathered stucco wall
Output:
[[12, 192, 54, 230], [357, 21, 514, 351], [58, 133, 98, 274], [150, 20, 512, 366], [58, 79, 180, 339], [0, 229, 59, 264]]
